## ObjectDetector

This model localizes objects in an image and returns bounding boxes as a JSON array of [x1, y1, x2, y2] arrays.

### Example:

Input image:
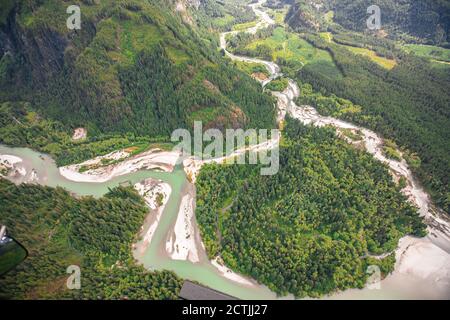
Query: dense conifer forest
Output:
[[0, 0, 448, 300], [295, 35, 450, 213], [0, 0, 276, 139], [196, 118, 426, 297], [0, 179, 182, 299], [285, 0, 450, 46], [228, 0, 450, 213]]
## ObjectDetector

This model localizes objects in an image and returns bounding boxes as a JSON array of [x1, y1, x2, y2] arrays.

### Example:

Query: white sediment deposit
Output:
[[0, 154, 27, 178], [134, 178, 172, 254], [166, 193, 200, 263], [211, 257, 255, 286], [183, 135, 279, 183], [0, 154, 23, 166], [60, 148, 180, 183], [395, 236, 450, 289], [135, 179, 172, 210]]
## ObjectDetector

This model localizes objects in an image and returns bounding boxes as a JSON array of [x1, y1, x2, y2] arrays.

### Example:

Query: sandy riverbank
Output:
[[211, 257, 256, 287], [133, 178, 172, 255], [165, 185, 200, 263], [182, 135, 279, 183], [0, 154, 27, 179], [162, 179, 260, 286], [60, 148, 180, 183], [395, 236, 450, 288], [0, 154, 23, 166]]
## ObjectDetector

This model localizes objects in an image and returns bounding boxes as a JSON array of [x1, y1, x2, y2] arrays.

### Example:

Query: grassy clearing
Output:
[[272, 7, 289, 24], [340, 128, 363, 141], [404, 44, 450, 68], [324, 11, 334, 24], [232, 61, 270, 77], [117, 19, 164, 64], [166, 47, 191, 65], [247, 27, 335, 66], [320, 32, 333, 43], [188, 106, 226, 124], [242, 26, 342, 78], [404, 44, 450, 62], [18, 0, 67, 33], [383, 139, 402, 161], [213, 14, 236, 28], [341, 45, 397, 70], [430, 60, 450, 69], [329, 33, 396, 70], [232, 20, 258, 31], [265, 78, 289, 91]]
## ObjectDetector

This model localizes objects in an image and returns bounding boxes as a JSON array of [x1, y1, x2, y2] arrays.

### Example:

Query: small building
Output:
[[179, 281, 238, 300]]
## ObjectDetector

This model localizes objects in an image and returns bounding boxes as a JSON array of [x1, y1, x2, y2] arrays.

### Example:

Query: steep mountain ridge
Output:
[[0, 0, 275, 138], [285, 0, 450, 46]]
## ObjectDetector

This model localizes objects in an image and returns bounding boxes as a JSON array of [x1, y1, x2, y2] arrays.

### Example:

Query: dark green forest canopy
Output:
[[0, 0, 276, 139], [285, 0, 450, 46], [295, 34, 450, 214], [0, 101, 171, 167], [0, 179, 182, 299], [194, 0, 257, 31], [224, 6, 449, 214], [195, 118, 426, 298], [331, 0, 450, 45]]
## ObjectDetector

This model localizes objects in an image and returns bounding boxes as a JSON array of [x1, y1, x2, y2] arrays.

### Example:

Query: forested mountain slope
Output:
[[0, 0, 275, 138], [0, 179, 182, 299], [285, 0, 450, 46], [296, 35, 450, 213], [255, 0, 450, 212], [193, 0, 257, 31]]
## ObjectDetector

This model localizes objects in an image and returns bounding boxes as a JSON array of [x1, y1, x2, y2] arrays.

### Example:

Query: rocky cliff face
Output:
[[0, 0, 274, 137], [185, 0, 202, 10], [0, 4, 70, 93], [175, 0, 203, 25], [286, 0, 326, 32], [0, 0, 208, 90]]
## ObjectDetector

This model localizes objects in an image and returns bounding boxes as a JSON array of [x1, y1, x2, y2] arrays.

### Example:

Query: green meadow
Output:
[[342, 45, 397, 70], [404, 44, 450, 68], [246, 27, 336, 65]]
